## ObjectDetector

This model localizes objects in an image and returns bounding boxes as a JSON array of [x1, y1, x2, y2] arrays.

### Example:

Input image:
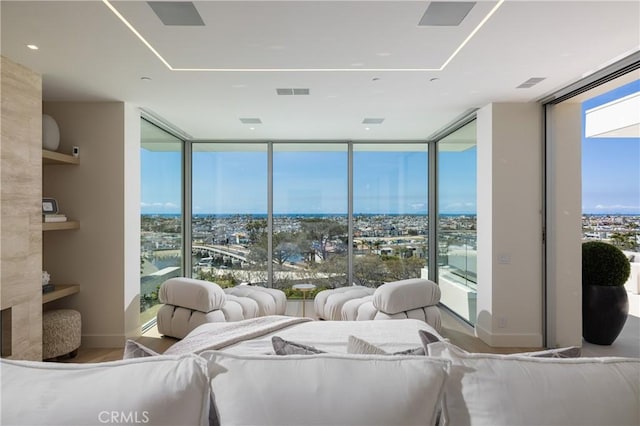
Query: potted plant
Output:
[[582, 241, 631, 345]]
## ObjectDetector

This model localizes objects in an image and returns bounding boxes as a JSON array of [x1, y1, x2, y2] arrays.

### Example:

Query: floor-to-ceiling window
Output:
[[437, 121, 478, 324], [191, 143, 268, 286], [171, 137, 481, 303], [273, 143, 348, 289], [353, 144, 429, 285], [544, 61, 639, 348], [140, 119, 183, 325]]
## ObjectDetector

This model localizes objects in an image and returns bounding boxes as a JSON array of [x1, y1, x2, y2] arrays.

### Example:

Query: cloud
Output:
[[141, 201, 180, 210], [595, 204, 639, 210]]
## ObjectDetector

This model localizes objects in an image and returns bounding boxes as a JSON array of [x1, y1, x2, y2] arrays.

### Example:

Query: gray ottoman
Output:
[[42, 309, 81, 360]]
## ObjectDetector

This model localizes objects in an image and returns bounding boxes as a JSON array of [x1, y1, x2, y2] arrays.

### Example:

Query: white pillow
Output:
[[201, 350, 450, 426], [1, 355, 210, 426], [428, 341, 640, 426]]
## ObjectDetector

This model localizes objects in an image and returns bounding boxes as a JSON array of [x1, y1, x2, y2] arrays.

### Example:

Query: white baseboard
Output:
[[475, 322, 543, 348]]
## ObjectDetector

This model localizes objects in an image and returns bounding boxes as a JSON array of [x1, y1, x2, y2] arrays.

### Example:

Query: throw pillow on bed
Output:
[[1, 354, 211, 426], [272, 336, 326, 355], [347, 336, 425, 355], [202, 350, 450, 426], [427, 340, 639, 426], [417, 329, 581, 358]]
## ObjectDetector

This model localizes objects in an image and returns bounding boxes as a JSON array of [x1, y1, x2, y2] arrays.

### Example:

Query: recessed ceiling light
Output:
[[26, 44, 39, 50], [372, 77, 380, 81], [362, 118, 385, 124], [430, 77, 440, 82], [249, 127, 255, 131], [365, 127, 371, 131], [140, 76, 152, 81]]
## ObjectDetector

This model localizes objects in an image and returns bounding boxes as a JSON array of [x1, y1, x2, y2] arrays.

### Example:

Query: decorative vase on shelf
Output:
[[42, 114, 60, 151]]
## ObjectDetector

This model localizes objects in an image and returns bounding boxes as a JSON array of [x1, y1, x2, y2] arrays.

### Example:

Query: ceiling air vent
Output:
[[362, 118, 385, 124], [418, 2, 476, 26], [276, 88, 310, 96], [517, 77, 546, 89], [147, 2, 205, 26], [239, 118, 262, 124]]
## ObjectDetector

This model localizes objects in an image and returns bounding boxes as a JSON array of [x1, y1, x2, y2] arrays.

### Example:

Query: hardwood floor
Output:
[[57, 347, 123, 364], [439, 307, 540, 354], [57, 308, 542, 363]]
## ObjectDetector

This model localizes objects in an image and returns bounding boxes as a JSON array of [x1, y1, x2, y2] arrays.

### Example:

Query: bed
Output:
[[160, 315, 440, 356]]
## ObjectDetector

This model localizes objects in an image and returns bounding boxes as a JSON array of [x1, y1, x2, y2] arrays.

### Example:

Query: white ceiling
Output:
[[2, 0, 639, 141]]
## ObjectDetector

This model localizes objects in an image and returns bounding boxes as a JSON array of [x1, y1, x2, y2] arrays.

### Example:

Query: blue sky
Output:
[[142, 146, 477, 215], [582, 79, 640, 214]]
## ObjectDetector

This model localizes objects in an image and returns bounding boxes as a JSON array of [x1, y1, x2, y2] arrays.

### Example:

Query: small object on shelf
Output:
[[43, 214, 67, 223], [42, 283, 55, 294], [42, 114, 60, 151], [42, 271, 51, 285], [42, 197, 59, 214]]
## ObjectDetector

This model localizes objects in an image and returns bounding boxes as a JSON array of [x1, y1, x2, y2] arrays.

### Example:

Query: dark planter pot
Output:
[[582, 285, 629, 345]]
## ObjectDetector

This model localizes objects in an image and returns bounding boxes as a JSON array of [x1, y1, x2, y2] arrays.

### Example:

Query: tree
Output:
[[353, 254, 386, 287], [609, 232, 636, 251], [299, 218, 347, 261], [246, 219, 267, 244], [273, 240, 300, 266]]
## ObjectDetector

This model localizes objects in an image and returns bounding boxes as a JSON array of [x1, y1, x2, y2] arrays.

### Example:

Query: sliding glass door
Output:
[[140, 119, 183, 324], [437, 121, 478, 324]]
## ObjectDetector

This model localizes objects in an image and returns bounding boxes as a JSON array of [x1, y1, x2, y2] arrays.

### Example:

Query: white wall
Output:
[[42, 102, 141, 347], [476, 103, 543, 347], [545, 102, 583, 347]]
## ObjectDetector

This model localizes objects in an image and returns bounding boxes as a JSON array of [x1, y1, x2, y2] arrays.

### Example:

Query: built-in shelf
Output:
[[42, 149, 79, 165], [42, 220, 80, 231], [42, 284, 80, 304]]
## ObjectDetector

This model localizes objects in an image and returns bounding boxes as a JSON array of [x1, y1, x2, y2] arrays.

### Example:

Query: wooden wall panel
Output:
[[1, 55, 43, 360]]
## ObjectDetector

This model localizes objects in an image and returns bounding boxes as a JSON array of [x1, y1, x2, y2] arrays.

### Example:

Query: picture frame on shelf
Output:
[[42, 198, 59, 214]]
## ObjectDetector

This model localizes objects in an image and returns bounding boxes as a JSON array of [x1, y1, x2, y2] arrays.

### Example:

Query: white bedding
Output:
[[221, 317, 439, 355]]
